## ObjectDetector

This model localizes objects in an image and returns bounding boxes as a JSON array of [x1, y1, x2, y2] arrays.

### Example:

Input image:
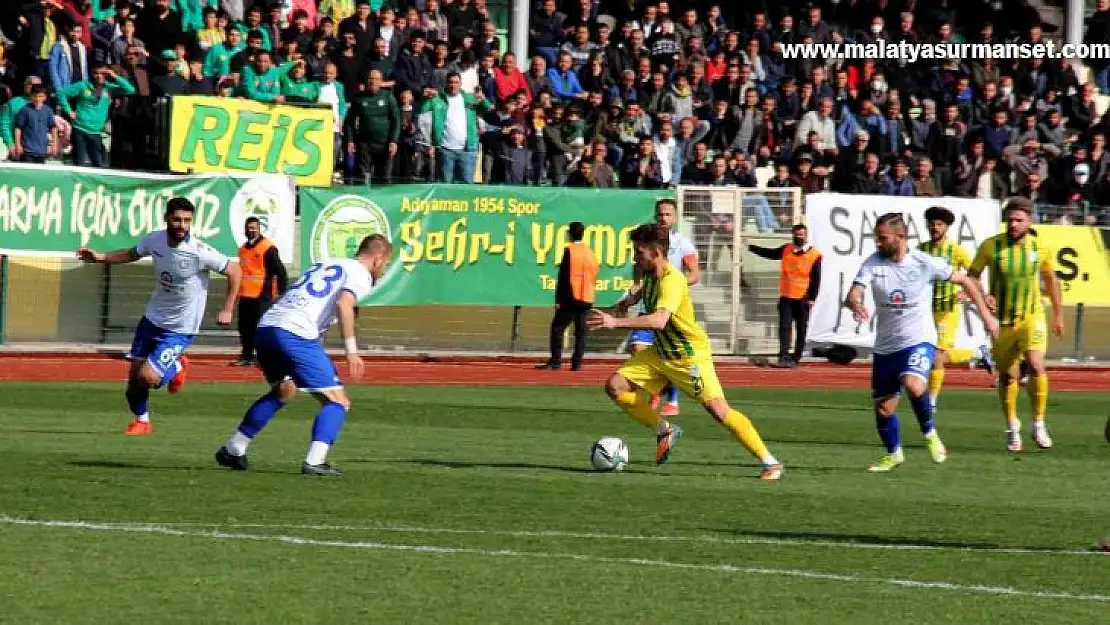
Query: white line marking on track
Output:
[[134, 520, 1104, 558], [1, 516, 1107, 603]]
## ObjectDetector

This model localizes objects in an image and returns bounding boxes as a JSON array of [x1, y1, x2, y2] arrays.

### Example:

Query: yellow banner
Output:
[[168, 95, 334, 187], [1036, 225, 1110, 306]]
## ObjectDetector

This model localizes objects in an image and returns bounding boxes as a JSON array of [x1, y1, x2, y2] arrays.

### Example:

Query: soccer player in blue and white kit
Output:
[[844, 213, 998, 472], [77, 197, 242, 436], [214, 234, 392, 476], [623, 199, 699, 417]]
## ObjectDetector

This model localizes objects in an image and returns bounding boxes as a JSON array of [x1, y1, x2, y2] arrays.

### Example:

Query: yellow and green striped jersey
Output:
[[970, 233, 1053, 327], [641, 263, 711, 360], [918, 239, 972, 313]]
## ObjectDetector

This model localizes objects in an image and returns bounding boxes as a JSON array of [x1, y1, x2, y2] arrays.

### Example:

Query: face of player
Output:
[[874, 223, 904, 258], [1006, 209, 1031, 240], [165, 209, 193, 244], [369, 253, 391, 281], [244, 220, 261, 241], [654, 204, 677, 231], [927, 219, 948, 243], [633, 242, 665, 272]]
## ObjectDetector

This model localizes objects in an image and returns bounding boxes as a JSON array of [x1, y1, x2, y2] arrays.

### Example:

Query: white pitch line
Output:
[[0, 516, 1108, 603], [133, 520, 1103, 558]]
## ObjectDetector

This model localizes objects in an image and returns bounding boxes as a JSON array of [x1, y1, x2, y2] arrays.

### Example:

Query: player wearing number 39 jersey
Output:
[[845, 213, 998, 473], [215, 234, 393, 477]]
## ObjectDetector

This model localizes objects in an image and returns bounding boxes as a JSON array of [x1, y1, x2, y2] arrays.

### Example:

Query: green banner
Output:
[[0, 164, 297, 257], [299, 185, 669, 306]]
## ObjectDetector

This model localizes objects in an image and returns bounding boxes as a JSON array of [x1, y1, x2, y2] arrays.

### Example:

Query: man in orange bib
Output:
[[234, 217, 288, 366]]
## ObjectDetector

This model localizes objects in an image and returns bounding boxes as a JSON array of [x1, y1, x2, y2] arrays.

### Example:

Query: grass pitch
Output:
[[0, 382, 1108, 624]]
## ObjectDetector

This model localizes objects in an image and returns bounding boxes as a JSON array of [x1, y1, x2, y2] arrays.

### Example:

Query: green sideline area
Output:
[[1, 383, 1108, 623]]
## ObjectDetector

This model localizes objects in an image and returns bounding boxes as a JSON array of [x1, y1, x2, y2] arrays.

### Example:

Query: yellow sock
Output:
[[721, 410, 777, 465], [613, 391, 661, 430], [947, 348, 975, 365], [999, 381, 1020, 429], [927, 368, 945, 404], [1028, 375, 1048, 422]]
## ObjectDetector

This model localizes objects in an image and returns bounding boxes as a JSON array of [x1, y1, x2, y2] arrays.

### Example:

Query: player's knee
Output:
[[274, 380, 298, 402], [703, 398, 729, 423], [604, 374, 630, 398], [138, 365, 161, 388], [903, 376, 927, 398], [873, 399, 896, 417]]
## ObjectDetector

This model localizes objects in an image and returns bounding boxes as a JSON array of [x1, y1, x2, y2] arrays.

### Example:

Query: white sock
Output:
[[226, 432, 252, 456], [305, 441, 330, 466], [136, 412, 150, 423], [762, 455, 779, 466]]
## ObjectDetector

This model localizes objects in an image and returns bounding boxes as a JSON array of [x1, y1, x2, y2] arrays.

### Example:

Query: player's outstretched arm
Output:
[[952, 273, 1000, 339], [588, 307, 671, 331], [217, 261, 243, 326], [336, 291, 364, 381], [76, 247, 141, 265]]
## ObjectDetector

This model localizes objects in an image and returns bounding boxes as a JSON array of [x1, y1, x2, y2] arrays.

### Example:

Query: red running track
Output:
[[0, 354, 1106, 390]]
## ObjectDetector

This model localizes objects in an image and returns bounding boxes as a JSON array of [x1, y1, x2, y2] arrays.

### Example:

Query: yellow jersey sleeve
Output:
[[953, 245, 973, 271], [655, 266, 687, 315], [1038, 246, 1055, 273], [969, 236, 996, 275]]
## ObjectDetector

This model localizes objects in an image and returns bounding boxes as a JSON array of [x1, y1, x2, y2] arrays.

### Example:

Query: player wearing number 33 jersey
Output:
[[846, 213, 996, 473], [215, 234, 394, 477]]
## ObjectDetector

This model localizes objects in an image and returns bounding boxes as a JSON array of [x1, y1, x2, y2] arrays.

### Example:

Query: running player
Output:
[[77, 197, 241, 435], [918, 206, 994, 407], [845, 213, 998, 472], [621, 198, 698, 417], [968, 198, 1064, 452], [214, 234, 392, 476], [590, 223, 782, 480]]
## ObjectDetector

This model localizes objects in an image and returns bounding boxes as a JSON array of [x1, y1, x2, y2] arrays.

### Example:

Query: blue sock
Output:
[[157, 361, 182, 389], [125, 387, 149, 417], [909, 393, 936, 436], [311, 402, 348, 445], [663, 383, 680, 405], [238, 394, 286, 438], [875, 410, 901, 454]]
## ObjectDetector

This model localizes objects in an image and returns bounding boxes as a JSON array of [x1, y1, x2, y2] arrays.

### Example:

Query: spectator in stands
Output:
[[12, 85, 58, 163], [421, 71, 491, 183], [48, 22, 88, 93], [882, 159, 915, 196], [620, 135, 662, 189], [57, 65, 133, 168], [345, 68, 399, 184], [1, 76, 39, 157]]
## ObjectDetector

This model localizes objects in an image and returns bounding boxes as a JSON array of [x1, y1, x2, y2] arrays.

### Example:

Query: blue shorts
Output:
[[128, 317, 194, 379], [628, 314, 655, 348], [256, 325, 343, 392], [872, 343, 936, 399]]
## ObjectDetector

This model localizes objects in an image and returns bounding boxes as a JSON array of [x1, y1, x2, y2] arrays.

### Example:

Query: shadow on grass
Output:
[[705, 527, 1010, 550], [380, 458, 600, 474], [66, 460, 291, 475], [11, 429, 101, 436]]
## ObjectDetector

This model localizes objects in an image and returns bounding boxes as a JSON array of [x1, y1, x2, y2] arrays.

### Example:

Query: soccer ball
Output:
[[591, 437, 629, 472]]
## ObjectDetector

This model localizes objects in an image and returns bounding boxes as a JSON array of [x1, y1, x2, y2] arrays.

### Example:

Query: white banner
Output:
[[805, 194, 1001, 350]]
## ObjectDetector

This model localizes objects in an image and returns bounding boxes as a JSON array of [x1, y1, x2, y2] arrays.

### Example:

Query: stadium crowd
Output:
[[3, 1, 1110, 224]]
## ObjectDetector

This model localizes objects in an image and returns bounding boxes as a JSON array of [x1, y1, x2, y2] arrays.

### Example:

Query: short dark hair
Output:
[[876, 212, 906, 231], [655, 198, 677, 212], [245, 216, 261, 227], [629, 222, 669, 253], [166, 197, 196, 215], [357, 233, 392, 256], [792, 223, 807, 232], [1004, 197, 1034, 216], [568, 221, 586, 241]]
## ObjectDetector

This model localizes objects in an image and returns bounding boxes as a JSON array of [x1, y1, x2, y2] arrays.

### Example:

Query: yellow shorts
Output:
[[616, 348, 725, 403], [992, 315, 1048, 373], [934, 309, 960, 351]]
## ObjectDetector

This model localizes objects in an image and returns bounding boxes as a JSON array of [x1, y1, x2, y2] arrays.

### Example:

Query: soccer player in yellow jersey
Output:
[[588, 223, 784, 480], [918, 207, 995, 408], [968, 198, 1065, 452]]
